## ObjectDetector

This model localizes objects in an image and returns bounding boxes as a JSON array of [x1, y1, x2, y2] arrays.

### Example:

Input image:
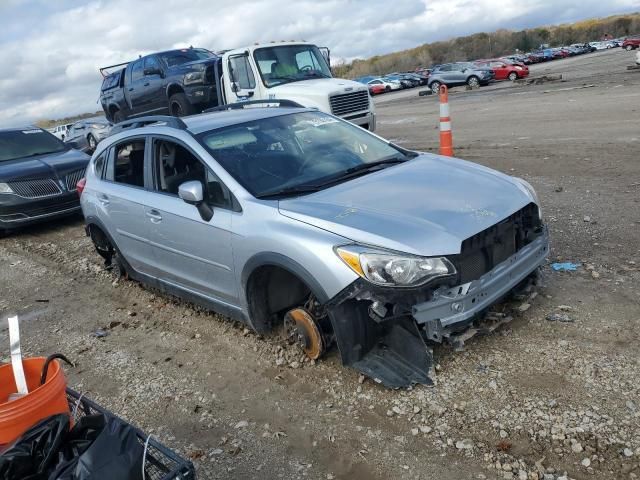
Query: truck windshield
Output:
[[198, 111, 410, 198], [159, 49, 214, 68], [254, 45, 331, 87], [0, 129, 67, 162]]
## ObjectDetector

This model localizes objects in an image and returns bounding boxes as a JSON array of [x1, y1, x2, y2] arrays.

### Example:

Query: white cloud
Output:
[[0, 0, 637, 125]]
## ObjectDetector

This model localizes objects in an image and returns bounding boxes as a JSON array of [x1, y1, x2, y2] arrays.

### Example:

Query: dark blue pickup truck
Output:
[[99, 48, 222, 123]]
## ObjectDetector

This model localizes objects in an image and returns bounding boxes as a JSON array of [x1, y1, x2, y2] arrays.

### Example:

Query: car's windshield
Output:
[[197, 111, 411, 198], [159, 49, 213, 67], [254, 45, 331, 87], [0, 129, 67, 162]]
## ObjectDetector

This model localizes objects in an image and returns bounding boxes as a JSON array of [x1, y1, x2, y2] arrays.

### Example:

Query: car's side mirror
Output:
[[178, 181, 213, 221]]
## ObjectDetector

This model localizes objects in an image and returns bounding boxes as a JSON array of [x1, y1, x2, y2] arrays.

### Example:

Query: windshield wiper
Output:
[[315, 156, 407, 187], [303, 71, 330, 79], [256, 183, 323, 199]]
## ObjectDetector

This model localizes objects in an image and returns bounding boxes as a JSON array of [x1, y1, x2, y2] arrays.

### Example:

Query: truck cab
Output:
[[221, 42, 376, 131]]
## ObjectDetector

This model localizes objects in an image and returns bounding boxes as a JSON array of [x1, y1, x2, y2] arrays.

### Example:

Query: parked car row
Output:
[[353, 72, 429, 95]]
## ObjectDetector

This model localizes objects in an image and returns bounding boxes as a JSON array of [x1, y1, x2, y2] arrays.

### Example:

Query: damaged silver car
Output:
[[80, 106, 549, 388]]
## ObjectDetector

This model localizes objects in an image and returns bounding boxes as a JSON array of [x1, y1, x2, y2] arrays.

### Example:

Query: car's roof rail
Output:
[[109, 116, 188, 136], [202, 99, 304, 114]]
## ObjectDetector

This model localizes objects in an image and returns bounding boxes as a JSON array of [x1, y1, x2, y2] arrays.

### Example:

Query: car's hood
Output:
[[0, 148, 90, 182], [279, 154, 536, 256]]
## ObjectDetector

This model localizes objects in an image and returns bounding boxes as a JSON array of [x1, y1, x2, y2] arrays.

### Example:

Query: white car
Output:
[[367, 78, 402, 92], [636, 50, 640, 66], [49, 124, 72, 141]]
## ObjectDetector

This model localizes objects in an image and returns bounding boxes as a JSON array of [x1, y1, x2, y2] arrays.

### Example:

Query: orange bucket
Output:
[[0, 357, 70, 446]]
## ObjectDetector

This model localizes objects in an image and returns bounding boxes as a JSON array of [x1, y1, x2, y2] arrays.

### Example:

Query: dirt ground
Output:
[[1, 48, 639, 480]]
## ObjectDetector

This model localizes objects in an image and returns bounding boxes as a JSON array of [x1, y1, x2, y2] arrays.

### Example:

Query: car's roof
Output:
[[183, 107, 312, 135], [0, 126, 40, 133]]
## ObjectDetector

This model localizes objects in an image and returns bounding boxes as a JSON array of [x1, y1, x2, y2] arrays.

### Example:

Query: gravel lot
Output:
[[1, 48, 639, 480]]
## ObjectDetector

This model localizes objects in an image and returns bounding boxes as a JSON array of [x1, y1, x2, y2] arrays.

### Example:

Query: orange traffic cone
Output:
[[439, 85, 453, 156]]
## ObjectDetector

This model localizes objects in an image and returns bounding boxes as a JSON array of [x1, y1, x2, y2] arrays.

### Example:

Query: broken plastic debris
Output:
[[551, 262, 580, 271], [92, 328, 109, 338]]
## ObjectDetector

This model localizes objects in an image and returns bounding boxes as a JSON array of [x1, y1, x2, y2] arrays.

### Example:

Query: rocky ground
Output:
[[1, 48, 639, 479]]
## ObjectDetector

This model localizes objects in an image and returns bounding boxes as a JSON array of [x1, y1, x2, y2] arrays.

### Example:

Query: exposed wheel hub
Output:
[[284, 308, 325, 360]]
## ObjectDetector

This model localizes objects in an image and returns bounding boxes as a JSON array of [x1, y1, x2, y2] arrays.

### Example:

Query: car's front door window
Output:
[[152, 138, 234, 210]]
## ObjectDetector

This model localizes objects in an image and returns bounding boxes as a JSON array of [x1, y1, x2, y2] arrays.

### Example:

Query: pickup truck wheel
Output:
[[467, 76, 480, 88], [113, 111, 124, 123], [508, 72, 518, 81], [169, 93, 195, 117]]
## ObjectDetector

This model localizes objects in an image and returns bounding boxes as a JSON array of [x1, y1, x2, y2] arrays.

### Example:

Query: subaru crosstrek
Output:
[[80, 107, 549, 388]]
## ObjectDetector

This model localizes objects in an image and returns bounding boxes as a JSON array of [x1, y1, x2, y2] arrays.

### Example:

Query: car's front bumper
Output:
[[412, 228, 549, 328], [0, 192, 81, 230]]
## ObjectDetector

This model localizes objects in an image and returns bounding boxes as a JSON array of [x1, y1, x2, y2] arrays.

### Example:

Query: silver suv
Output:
[[428, 62, 495, 93], [80, 107, 548, 388]]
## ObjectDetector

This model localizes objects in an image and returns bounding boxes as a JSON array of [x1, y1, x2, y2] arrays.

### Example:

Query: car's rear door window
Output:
[[109, 139, 146, 188]]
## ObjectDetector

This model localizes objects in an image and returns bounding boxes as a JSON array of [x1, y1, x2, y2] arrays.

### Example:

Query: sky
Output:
[[0, 0, 638, 126]]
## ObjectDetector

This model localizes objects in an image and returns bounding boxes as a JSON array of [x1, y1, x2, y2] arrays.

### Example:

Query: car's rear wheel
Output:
[[169, 93, 195, 117], [508, 72, 518, 81], [430, 81, 441, 94], [467, 76, 480, 88]]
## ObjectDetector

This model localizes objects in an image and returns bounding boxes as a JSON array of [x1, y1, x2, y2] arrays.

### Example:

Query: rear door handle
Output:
[[97, 194, 109, 206], [146, 210, 162, 223], [128, 88, 134, 91], [143, 82, 150, 86]]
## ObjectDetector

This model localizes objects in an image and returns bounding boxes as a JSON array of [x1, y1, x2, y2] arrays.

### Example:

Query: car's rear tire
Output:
[[508, 72, 518, 81], [169, 93, 195, 117], [467, 76, 480, 88], [430, 81, 441, 94]]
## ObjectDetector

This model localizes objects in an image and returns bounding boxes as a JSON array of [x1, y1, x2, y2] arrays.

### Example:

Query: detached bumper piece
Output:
[[328, 302, 432, 388]]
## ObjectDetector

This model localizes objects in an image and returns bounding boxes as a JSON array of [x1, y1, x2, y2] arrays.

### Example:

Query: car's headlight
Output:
[[184, 71, 205, 85], [0, 183, 14, 194], [336, 245, 456, 287]]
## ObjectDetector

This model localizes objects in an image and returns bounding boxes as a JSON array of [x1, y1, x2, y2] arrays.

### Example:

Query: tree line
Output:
[[333, 12, 640, 78]]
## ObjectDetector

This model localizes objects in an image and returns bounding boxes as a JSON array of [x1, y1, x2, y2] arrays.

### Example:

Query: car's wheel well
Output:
[[167, 84, 184, 99], [246, 265, 313, 333]]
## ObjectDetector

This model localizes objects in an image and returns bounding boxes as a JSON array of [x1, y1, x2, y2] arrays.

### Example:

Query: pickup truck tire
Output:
[[169, 93, 195, 117]]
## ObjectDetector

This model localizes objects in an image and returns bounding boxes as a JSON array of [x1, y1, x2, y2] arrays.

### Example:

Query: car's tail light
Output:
[[76, 177, 86, 196]]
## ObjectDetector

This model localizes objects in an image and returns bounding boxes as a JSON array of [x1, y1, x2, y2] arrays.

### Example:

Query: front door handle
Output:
[[97, 194, 109, 206], [146, 210, 162, 223]]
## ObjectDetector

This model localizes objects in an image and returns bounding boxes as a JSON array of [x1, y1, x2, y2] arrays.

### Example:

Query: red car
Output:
[[368, 83, 386, 95], [622, 37, 640, 50], [476, 60, 529, 81]]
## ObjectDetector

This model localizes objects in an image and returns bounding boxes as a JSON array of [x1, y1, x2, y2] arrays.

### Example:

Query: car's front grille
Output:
[[7, 178, 63, 198], [65, 168, 86, 192], [329, 91, 369, 117], [451, 203, 542, 284]]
